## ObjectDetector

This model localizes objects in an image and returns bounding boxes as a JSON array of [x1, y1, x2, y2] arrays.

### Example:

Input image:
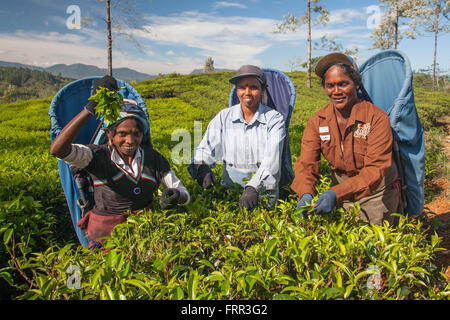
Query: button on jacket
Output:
[[192, 103, 286, 194], [291, 100, 393, 202]]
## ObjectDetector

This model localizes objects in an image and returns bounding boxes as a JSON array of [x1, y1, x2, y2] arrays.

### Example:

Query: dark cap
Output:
[[229, 65, 266, 87], [314, 52, 355, 78]]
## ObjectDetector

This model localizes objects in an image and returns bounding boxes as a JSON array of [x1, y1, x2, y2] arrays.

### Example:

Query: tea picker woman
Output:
[[291, 53, 400, 225], [188, 65, 286, 210], [50, 75, 190, 249]]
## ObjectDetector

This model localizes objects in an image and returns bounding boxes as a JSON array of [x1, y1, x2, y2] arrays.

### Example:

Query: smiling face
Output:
[[236, 76, 263, 112], [107, 118, 143, 160], [323, 65, 359, 113]]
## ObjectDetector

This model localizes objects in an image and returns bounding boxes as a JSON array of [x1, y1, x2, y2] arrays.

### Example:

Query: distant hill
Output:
[[45, 63, 156, 82], [0, 61, 44, 71], [0, 66, 73, 103], [0, 61, 156, 82], [190, 68, 235, 74]]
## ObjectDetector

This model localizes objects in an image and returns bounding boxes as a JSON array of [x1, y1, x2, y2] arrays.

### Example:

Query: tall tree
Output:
[[274, 0, 329, 88], [410, 0, 449, 90], [371, 0, 423, 50], [86, 0, 151, 76], [106, 0, 112, 76]]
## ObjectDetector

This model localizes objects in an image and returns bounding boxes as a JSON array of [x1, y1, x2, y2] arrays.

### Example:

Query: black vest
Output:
[[84, 144, 170, 216]]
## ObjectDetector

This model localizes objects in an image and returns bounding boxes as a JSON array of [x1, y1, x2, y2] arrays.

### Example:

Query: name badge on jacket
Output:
[[319, 126, 329, 133]]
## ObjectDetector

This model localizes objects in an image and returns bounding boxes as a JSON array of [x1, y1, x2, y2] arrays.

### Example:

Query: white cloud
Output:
[[136, 12, 279, 69], [328, 9, 367, 25], [0, 10, 379, 74], [214, 2, 248, 9]]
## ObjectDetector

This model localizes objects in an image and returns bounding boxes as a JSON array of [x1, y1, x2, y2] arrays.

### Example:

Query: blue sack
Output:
[[358, 50, 425, 215], [229, 68, 296, 194], [49, 77, 150, 247]]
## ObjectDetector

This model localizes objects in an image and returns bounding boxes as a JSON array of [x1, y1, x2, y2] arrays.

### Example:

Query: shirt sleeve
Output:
[[191, 114, 223, 167], [290, 115, 322, 198], [246, 112, 286, 192], [59, 144, 93, 169], [161, 170, 190, 206]]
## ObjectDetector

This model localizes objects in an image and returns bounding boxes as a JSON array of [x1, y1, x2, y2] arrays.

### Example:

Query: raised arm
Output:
[[50, 75, 118, 159], [49, 108, 92, 159]]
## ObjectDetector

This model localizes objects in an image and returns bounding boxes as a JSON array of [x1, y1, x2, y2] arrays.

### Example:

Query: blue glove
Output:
[[313, 189, 336, 215], [296, 193, 313, 210]]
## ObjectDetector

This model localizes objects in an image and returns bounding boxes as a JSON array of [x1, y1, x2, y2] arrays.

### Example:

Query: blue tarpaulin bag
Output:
[[229, 68, 296, 196], [358, 49, 425, 215], [49, 77, 150, 247]]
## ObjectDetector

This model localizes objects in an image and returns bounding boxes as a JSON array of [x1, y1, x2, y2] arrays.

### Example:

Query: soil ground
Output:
[[424, 115, 450, 282]]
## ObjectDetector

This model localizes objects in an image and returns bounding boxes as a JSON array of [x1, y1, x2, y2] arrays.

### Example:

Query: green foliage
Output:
[[4, 191, 449, 300], [0, 71, 448, 300], [414, 72, 449, 93], [0, 67, 72, 104], [414, 87, 450, 131], [89, 86, 125, 126]]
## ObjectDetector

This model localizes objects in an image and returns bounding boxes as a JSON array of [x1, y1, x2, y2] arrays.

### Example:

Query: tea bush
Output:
[[4, 185, 448, 300], [0, 72, 449, 300]]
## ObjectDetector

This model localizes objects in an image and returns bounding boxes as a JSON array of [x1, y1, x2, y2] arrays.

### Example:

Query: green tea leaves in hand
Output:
[[88, 86, 125, 126]]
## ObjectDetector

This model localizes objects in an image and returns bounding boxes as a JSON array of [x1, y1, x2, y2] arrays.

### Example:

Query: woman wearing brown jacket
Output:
[[291, 53, 400, 225]]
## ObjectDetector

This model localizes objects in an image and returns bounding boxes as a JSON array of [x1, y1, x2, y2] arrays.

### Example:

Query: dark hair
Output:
[[321, 63, 362, 88]]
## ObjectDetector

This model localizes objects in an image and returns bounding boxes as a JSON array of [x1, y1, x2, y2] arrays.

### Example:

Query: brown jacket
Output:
[[291, 100, 393, 202]]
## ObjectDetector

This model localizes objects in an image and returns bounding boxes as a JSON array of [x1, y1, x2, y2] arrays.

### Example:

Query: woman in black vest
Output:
[[50, 76, 190, 249]]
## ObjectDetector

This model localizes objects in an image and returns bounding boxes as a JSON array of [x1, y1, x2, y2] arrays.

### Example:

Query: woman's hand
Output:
[[239, 186, 259, 210], [312, 189, 336, 215], [159, 188, 181, 210], [85, 75, 119, 114]]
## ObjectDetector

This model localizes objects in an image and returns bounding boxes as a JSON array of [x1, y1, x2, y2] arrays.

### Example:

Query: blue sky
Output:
[[0, 0, 448, 75]]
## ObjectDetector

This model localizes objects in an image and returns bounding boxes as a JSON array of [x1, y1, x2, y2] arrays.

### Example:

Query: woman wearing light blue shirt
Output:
[[188, 65, 286, 210]]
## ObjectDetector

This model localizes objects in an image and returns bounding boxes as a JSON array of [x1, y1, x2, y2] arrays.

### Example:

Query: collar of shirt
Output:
[[110, 146, 142, 178], [231, 103, 267, 126], [318, 100, 370, 130]]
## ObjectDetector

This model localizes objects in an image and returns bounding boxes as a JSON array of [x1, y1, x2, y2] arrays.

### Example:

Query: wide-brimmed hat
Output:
[[314, 52, 355, 78], [229, 65, 266, 87]]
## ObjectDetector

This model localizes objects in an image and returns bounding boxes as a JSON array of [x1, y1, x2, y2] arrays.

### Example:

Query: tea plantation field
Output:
[[0, 71, 449, 300]]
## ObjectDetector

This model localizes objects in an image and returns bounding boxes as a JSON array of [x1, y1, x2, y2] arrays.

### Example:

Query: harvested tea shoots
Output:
[[88, 86, 125, 126]]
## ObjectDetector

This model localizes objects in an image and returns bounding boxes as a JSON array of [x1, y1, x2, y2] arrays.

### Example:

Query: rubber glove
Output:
[[313, 189, 336, 215], [239, 186, 259, 210], [85, 75, 119, 114], [160, 188, 181, 210], [196, 164, 217, 189], [296, 193, 313, 210]]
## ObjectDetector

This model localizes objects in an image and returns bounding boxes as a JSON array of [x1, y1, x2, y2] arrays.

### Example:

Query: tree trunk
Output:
[[306, 0, 311, 89], [106, 0, 113, 76], [394, 5, 399, 49], [432, 4, 440, 91]]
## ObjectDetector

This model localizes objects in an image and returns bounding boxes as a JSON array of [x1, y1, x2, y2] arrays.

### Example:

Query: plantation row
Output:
[[0, 71, 449, 299]]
